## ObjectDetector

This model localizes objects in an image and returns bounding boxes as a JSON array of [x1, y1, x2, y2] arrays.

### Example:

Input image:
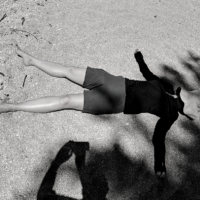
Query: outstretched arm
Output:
[[152, 115, 178, 178], [134, 50, 160, 81], [134, 50, 175, 94]]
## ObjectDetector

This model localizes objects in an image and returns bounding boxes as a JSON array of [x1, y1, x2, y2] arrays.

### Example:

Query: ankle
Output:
[[28, 57, 34, 66], [8, 104, 17, 112], [29, 55, 39, 66]]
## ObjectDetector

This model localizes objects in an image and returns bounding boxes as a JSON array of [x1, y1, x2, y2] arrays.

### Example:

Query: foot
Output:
[[134, 49, 140, 54], [134, 49, 143, 62], [14, 44, 33, 66]]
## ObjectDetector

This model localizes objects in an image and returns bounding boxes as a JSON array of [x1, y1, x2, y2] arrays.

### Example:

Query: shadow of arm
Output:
[[37, 160, 79, 200], [37, 141, 79, 200]]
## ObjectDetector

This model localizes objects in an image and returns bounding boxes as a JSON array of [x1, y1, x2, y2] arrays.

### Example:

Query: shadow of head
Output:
[[81, 163, 109, 200], [80, 155, 109, 200]]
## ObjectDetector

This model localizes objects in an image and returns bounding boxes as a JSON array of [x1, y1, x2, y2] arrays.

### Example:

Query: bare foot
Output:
[[14, 44, 33, 66]]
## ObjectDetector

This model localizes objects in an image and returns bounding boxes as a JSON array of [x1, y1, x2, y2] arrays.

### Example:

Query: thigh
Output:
[[82, 77, 125, 115], [65, 67, 87, 86], [82, 67, 104, 90], [82, 89, 111, 114]]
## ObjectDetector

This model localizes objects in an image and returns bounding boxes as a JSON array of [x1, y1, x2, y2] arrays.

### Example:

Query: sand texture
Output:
[[1, 0, 200, 199]]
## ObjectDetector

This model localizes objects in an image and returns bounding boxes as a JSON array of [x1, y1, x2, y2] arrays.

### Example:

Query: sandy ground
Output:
[[1, 0, 200, 199]]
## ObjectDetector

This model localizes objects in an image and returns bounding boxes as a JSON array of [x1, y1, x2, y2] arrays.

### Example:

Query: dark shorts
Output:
[[82, 67, 126, 115]]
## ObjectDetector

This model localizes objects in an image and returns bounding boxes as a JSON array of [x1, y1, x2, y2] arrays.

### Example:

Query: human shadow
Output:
[[34, 141, 110, 200], [32, 140, 156, 200]]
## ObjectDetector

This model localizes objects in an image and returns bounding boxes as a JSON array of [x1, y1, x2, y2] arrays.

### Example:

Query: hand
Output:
[[134, 49, 143, 61], [54, 142, 73, 165], [134, 49, 140, 54], [69, 141, 89, 156], [156, 171, 166, 179], [155, 162, 166, 179]]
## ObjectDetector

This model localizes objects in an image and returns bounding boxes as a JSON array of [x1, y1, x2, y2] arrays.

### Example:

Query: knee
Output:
[[65, 67, 75, 77], [60, 95, 71, 107]]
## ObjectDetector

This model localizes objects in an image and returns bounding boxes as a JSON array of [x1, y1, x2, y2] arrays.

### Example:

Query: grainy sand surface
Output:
[[1, 0, 200, 199]]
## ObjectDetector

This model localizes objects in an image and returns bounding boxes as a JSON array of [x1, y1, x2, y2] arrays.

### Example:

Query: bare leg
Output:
[[0, 45, 86, 114], [15, 44, 86, 86], [0, 93, 84, 113]]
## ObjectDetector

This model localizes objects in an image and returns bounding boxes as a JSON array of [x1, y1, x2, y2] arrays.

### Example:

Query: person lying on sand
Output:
[[1, 44, 199, 178]]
